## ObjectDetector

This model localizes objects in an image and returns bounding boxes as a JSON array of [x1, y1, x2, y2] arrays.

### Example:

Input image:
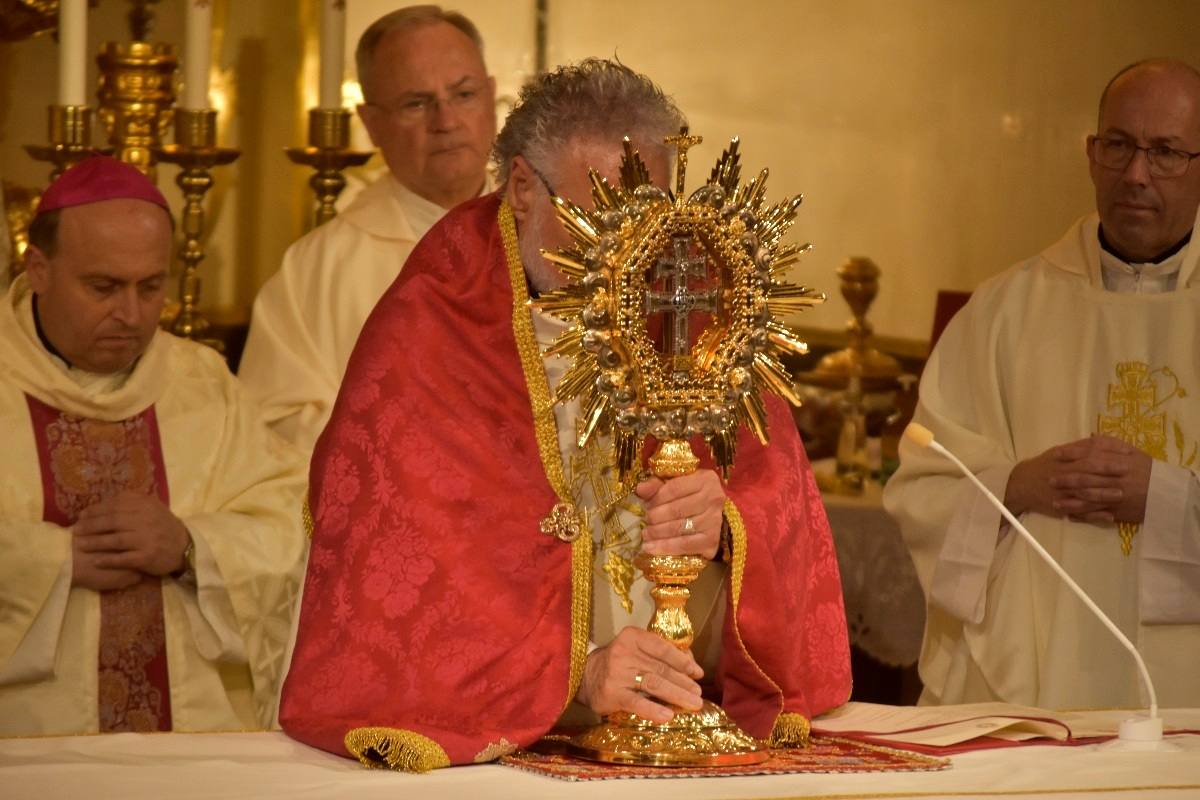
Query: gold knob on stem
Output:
[[639, 437, 709, 651], [634, 551, 706, 652], [640, 438, 713, 658]]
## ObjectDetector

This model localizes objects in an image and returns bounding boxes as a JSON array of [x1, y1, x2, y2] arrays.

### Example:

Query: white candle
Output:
[[318, 0, 346, 109], [183, 0, 213, 110], [57, 0, 88, 106]]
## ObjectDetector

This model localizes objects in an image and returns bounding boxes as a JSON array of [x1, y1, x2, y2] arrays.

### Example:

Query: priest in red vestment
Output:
[[280, 59, 851, 770]]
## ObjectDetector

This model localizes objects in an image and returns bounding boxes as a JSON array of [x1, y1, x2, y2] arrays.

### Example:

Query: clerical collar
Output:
[[391, 178, 446, 236], [1098, 225, 1191, 265], [31, 294, 73, 368]]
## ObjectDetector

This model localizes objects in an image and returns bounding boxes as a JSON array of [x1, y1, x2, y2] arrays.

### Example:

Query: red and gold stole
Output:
[[25, 394, 173, 732]]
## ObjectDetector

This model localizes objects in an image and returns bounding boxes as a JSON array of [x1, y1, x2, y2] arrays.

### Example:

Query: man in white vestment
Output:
[[238, 5, 497, 452], [885, 59, 1200, 709], [0, 156, 308, 736]]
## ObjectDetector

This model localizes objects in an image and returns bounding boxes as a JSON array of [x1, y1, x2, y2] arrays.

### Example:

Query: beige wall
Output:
[[545, 0, 1200, 340], [3, 1, 1199, 341]]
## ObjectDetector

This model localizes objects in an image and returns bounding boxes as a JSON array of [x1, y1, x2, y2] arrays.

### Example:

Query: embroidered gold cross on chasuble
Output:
[[568, 433, 644, 613], [1097, 360, 1196, 554]]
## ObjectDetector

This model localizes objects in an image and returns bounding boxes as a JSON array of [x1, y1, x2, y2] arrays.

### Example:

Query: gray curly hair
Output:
[[493, 58, 686, 185]]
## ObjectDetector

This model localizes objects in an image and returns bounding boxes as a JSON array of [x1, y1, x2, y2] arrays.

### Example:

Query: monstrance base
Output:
[[563, 700, 769, 767]]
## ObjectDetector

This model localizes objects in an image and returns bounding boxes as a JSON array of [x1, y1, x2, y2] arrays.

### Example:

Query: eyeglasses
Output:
[[525, 159, 557, 197], [1089, 135, 1200, 178], [365, 83, 488, 124]]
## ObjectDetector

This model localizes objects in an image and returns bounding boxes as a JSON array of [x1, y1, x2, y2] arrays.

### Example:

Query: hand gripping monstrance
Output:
[[534, 130, 824, 766]]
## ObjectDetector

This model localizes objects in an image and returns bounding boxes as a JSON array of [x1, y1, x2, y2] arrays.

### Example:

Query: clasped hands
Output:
[[1005, 434, 1152, 525], [70, 490, 191, 591], [577, 468, 725, 722]]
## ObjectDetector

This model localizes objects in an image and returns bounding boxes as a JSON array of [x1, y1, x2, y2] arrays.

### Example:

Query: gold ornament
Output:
[[538, 500, 584, 543], [96, 41, 177, 179], [534, 130, 824, 767], [534, 131, 824, 482]]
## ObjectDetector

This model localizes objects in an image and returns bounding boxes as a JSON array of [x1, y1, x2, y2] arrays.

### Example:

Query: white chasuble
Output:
[[0, 276, 309, 736], [239, 174, 484, 454], [885, 211, 1200, 709]]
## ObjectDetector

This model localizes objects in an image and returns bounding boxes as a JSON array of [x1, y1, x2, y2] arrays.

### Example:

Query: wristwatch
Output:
[[175, 535, 196, 579]]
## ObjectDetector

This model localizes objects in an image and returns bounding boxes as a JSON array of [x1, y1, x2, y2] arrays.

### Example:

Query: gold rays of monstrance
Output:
[[533, 129, 824, 766]]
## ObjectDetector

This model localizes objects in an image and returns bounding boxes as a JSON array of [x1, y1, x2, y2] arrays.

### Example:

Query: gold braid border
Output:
[[301, 494, 313, 540], [344, 727, 450, 772], [724, 499, 810, 746], [499, 202, 593, 711], [771, 712, 812, 748]]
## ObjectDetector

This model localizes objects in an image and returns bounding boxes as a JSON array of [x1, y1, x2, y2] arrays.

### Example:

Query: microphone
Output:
[[903, 422, 1173, 750]]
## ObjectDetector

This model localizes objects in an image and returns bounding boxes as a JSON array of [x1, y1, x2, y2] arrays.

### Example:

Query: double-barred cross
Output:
[[1097, 363, 1166, 457], [646, 234, 718, 358]]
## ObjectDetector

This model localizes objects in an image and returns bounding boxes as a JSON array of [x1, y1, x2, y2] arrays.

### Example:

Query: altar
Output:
[[821, 477, 925, 671], [813, 461, 927, 704], [2, 707, 1199, 800]]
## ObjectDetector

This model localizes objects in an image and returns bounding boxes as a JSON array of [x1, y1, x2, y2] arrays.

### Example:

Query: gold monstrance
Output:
[[534, 130, 824, 766]]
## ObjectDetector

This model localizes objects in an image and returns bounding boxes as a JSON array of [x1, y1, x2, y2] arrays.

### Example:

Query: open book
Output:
[[812, 702, 1153, 753]]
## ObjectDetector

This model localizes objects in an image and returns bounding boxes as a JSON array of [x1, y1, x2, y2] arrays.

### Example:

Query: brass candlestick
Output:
[[286, 108, 373, 227], [24, 105, 99, 180], [155, 108, 239, 343], [799, 256, 902, 392], [832, 365, 869, 494], [96, 40, 177, 178], [567, 439, 769, 767]]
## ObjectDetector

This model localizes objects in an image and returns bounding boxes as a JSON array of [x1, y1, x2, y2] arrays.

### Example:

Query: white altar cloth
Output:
[[820, 473, 925, 667], [2, 708, 1198, 800]]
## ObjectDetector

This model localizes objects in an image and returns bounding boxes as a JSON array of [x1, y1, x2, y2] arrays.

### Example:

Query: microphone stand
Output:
[[904, 423, 1179, 752]]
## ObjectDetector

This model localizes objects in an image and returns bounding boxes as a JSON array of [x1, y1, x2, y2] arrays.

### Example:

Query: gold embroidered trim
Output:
[[1097, 360, 1191, 556], [1116, 522, 1138, 556], [301, 494, 313, 540], [343, 726, 450, 772], [567, 523, 592, 705], [723, 499, 788, 727], [473, 737, 518, 763], [770, 711, 812, 748], [500, 201, 592, 710], [571, 436, 642, 611]]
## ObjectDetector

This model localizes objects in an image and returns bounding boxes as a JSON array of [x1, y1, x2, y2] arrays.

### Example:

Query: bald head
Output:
[[1098, 59, 1200, 129], [1088, 58, 1200, 262]]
